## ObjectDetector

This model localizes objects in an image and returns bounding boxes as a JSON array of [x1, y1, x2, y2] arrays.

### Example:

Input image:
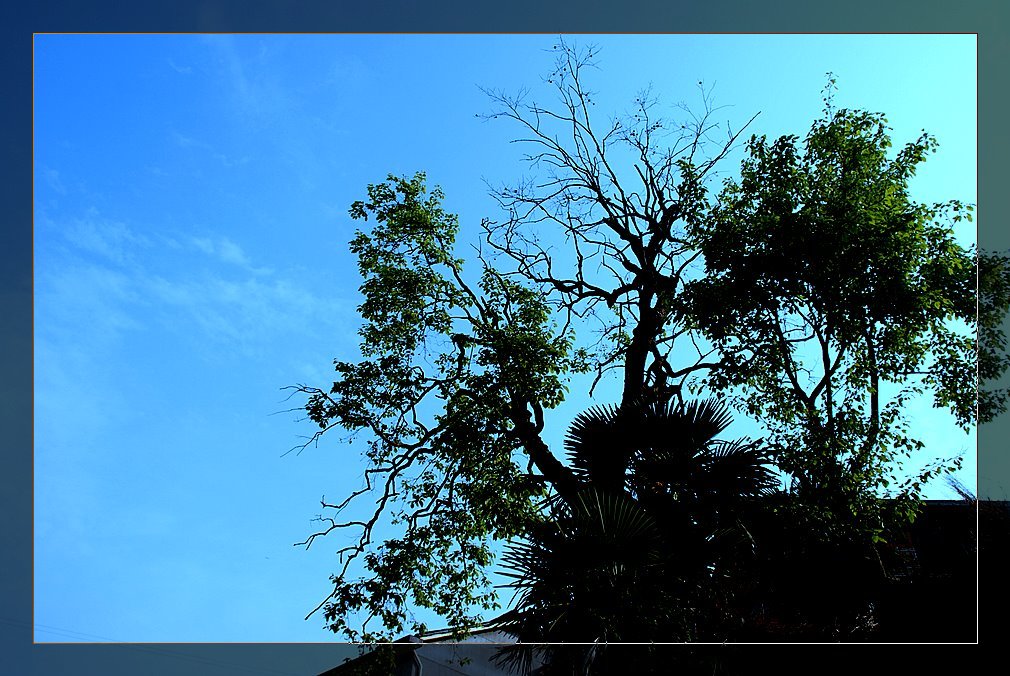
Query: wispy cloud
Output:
[[41, 167, 67, 195], [190, 235, 270, 274], [197, 36, 339, 190], [171, 130, 204, 149], [41, 262, 145, 337], [212, 152, 250, 168], [191, 236, 215, 255], [217, 238, 252, 267], [62, 212, 152, 267], [167, 58, 192, 74], [39, 208, 354, 361], [171, 129, 251, 168], [203, 35, 288, 126], [145, 272, 347, 356]]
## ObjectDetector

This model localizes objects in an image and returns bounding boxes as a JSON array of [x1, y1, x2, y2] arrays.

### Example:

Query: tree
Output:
[[292, 41, 757, 641], [979, 249, 1010, 422], [293, 173, 586, 639], [292, 46, 1001, 643], [683, 76, 1007, 635]]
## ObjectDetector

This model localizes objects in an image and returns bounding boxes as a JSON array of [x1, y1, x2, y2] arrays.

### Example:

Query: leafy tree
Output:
[[979, 249, 1010, 422], [292, 172, 587, 639], [292, 46, 1002, 644], [683, 77, 1007, 635], [292, 41, 755, 641]]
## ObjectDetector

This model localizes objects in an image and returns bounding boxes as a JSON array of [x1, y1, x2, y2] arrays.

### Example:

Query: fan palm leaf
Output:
[[495, 397, 778, 668]]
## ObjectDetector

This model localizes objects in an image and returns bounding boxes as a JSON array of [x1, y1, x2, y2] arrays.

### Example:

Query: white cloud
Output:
[[189, 235, 270, 274], [202, 35, 300, 130], [170, 129, 251, 169], [145, 272, 348, 357], [41, 167, 67, 195], [191, 236, 215, 255], [217, 238, 251, 267], [40, 205, 355, 359], [171, 130, 203, 149], [211, 152, 250, 168], [62, 214, 151, 266], [167, 58, 193, 75], [39, 261, 145, 341]]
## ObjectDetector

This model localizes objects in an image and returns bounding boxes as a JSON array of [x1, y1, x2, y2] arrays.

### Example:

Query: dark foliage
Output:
[[294, 45, 1003, 657], [492, 398, 776, 672]]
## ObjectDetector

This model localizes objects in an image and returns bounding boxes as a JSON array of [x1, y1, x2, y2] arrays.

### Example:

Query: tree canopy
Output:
[[292, 44, 1007, 649], [685, 78, 983, 545], [296, 174, 585, 638]]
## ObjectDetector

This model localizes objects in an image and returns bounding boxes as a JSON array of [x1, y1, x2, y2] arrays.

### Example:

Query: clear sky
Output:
[[34, 34, 977, 643]]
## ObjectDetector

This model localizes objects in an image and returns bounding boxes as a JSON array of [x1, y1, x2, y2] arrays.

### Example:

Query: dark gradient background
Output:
[[5, 1, 1005, 672]]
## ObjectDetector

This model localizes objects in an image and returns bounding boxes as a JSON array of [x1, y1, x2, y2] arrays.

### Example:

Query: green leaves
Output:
[[684, 94, 985, 557], [297, 68, 1006, 647], [301, 173, 591, 640], [978, 251, 1010, 422], [349, 173, 463, 358]]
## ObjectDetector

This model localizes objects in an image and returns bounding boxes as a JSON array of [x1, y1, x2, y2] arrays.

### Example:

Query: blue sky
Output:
[[34, 34, 977, 642]]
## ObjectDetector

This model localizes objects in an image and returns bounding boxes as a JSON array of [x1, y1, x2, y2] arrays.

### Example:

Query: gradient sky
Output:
[[34, 34, 977, 643]]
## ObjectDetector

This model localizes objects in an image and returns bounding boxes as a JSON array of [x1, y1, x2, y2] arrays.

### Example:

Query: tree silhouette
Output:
[[492, 398, 775, 671], [291, 44, 1004, 644]]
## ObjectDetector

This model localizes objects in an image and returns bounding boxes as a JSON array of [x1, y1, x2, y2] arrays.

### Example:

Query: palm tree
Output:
[[492, 398, 777, 673]]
